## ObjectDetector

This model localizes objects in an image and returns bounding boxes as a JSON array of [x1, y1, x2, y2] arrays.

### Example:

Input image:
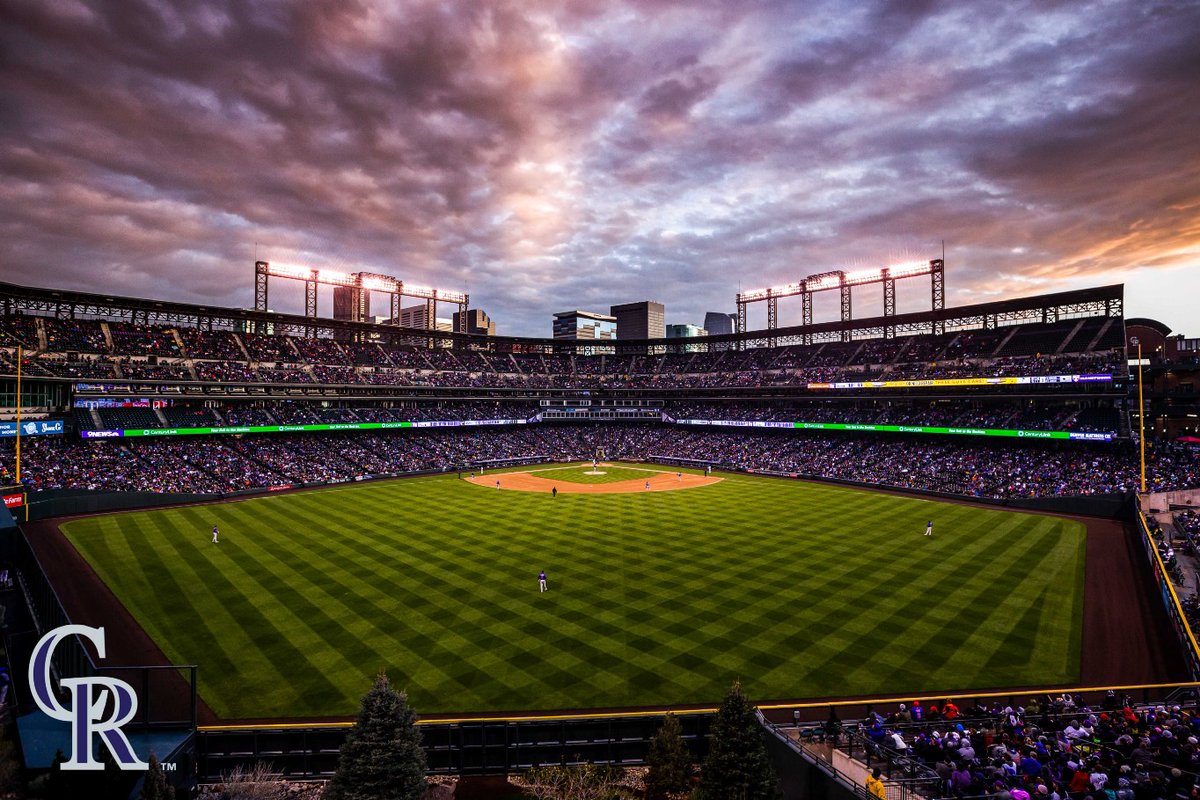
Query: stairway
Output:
[[992, 326, 1019, 356], [232, 333, 252, 362], [1087, 318, 1116, 353], [1056, 319, 1086, 355]]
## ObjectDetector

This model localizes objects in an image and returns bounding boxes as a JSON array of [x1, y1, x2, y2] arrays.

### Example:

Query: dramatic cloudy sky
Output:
[[1, 1, 1197, 337]]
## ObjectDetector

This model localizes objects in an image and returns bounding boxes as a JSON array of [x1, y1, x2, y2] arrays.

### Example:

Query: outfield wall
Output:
[[195, 712, 714, 781], [645, 455, 1130, 518], [18, 467, 1131, 522], [18, 458, 1131, 521], [20, 468, 459, 519]]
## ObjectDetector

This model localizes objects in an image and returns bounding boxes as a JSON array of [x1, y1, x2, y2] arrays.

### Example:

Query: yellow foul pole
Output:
[[1137, 341, 1146, 494]]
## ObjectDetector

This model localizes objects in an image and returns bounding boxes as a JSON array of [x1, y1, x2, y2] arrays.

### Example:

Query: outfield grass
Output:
[[61, 465, 1086, 719]]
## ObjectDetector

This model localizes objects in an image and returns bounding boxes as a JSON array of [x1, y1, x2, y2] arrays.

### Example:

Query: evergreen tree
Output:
[[100, 744, 135, 800], [45, 748, 70, 800], [326, 670, 427, 800], [696, 681, 780, 800], [139, 752, 176, 800], [644, 713, 692, 799]]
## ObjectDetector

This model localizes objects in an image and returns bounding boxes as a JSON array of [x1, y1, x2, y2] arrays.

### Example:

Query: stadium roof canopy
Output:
[[0, 280, 1123, 355], [1125, 318, 1172, 336]]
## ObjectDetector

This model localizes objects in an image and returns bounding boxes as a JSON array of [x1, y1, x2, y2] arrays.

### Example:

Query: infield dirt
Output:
[[467, 464, 721, 493]]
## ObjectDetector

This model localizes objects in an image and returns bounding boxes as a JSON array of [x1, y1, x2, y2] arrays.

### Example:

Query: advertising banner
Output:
[[0, 419, 65, 437], [673, 418, 1113, 441], [79, 419, 528, 438], [805, 373, 1113, 390]]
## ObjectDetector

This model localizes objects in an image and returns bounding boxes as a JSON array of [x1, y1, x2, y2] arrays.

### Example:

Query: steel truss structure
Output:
[[253, 261, 469, 334], [0, 280, 1121, 359], [737, 259, 946, 346]]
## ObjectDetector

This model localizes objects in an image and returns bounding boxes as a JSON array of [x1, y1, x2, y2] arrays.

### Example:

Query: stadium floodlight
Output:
[[402, 284, 468, 303], [743, 261, 937, 300], [734, 257, 944, 338], [885, 260, 932, 278], [843, 261, 933, 285], [737, 288, 770, 302], [317, 268, 350, 283], [806, 271, 843, 291], [360, 276, 396, 292], [253, 259, 469, 327], [844, 267, 883, 284], [267, 263, 316, 280], [436, 289, 468, 304]]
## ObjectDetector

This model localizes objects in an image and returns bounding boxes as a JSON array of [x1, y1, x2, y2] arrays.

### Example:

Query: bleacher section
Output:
[[0, 311, 1124, 390]]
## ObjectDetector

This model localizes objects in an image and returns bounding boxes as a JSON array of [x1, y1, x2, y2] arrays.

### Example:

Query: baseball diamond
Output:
[[51, 464, 1100, 721]]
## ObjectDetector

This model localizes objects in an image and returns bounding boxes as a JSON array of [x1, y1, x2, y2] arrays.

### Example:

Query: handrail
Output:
[[1138, 507, 1200, 678]]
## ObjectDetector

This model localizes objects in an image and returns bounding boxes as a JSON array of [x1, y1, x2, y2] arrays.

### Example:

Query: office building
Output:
[[394, 304, 452, 332], [333, 286, 368, 323], [666, 323, 708, 338], [704, 311, 737, 336], [666, 323, 708, 352], [553, 310, 616, 340], [453, 308, 496, 336], [610, 301, 665, 340]]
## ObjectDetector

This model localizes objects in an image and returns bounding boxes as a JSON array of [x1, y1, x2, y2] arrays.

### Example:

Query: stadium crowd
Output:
[[1, 313, 1125, 391], [664, 401, 1122, 435], [2, 311, 1186, 501], [2, 424, 1196, 497], [820, 693, 1200, 800]]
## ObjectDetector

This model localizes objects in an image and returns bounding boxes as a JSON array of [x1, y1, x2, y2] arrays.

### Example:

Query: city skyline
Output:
[[1, 1, 1197, 338]]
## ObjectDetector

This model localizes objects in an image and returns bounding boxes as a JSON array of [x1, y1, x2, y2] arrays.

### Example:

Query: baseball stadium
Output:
[[1, 264, 1198, 798]]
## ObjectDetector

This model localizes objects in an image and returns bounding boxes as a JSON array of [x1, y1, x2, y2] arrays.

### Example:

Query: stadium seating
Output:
[[3, 307, 1190, 499], [0, 314, 1126, 391], [4, 424, 1196, 497], [804, 694, 1200, 800]]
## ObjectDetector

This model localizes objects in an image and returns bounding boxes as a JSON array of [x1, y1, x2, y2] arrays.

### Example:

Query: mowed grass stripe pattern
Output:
[[61, 468, 1085, 719]]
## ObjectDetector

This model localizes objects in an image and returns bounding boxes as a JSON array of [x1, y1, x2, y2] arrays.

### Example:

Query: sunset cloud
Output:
[[1, 0, 1197, 335]]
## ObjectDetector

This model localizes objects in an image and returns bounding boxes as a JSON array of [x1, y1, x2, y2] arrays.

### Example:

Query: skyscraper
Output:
[[666, 323, 708, 352], [704, 311, 737, 336], [553, 310, 616, 339], [395, 304, 452, 332], [666, 323, 708, 338], [453, 308, 496, 336], [610, 301, 665, 340]]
